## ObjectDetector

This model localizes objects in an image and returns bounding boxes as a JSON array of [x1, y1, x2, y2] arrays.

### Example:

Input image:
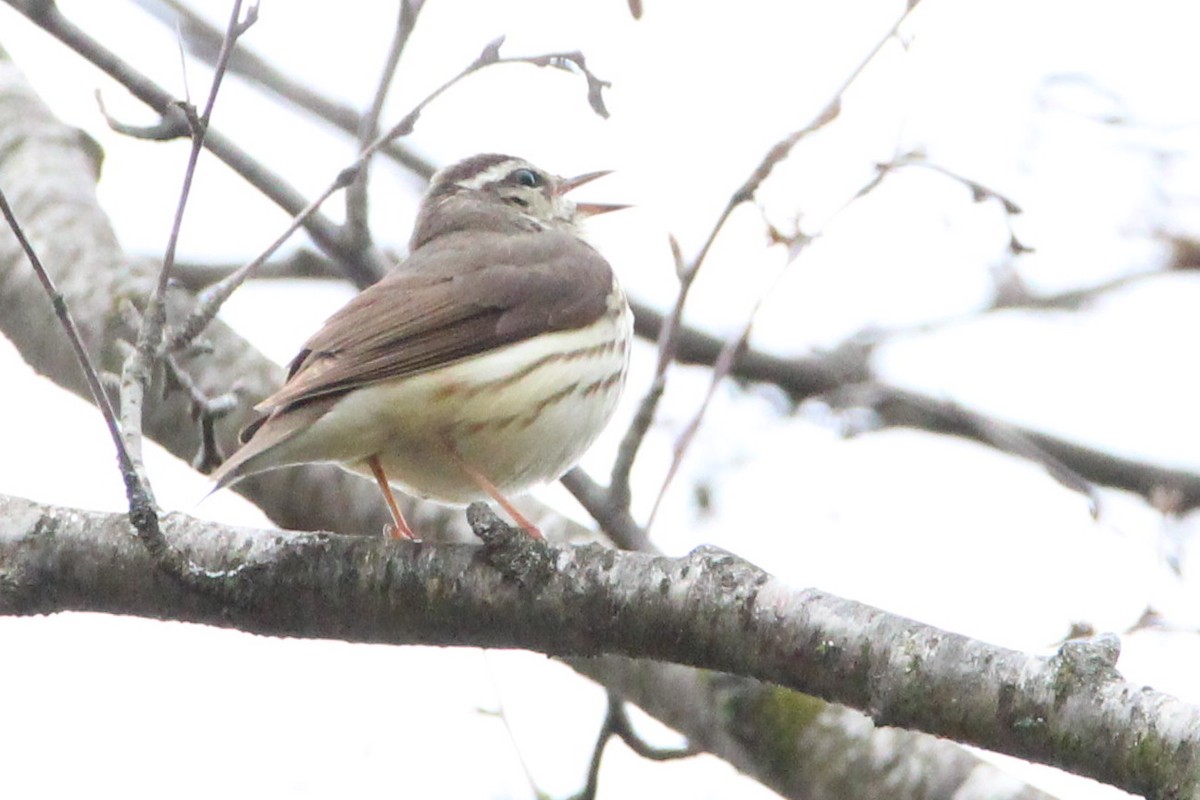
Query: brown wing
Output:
[[257, 228, 613, 415]]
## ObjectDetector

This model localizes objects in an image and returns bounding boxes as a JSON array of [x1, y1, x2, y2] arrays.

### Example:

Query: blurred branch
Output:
[[168, 249, 1177, 374], [3, 491, 1195, 799], [167, 250, 347, 288], [131, 0, 437, 180], [562, 468, 651, 551], [990, 269, 1152, 312], [345, 0, 424, 246], [840, 384, 1099, 512], [160, 351, 237, 472], [850, 384, 1200, 513]]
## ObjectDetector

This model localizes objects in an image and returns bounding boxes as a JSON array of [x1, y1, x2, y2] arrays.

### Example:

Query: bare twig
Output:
[[165, 166, 359, 353], [0, 192, 123, 489], [888, 152, 1033, 257], [575, 692, 698, 800], [161, 352, 238, 472], [608, 236, 684, 508], [95, 90, 189, 140], [368, 36, 611, 148], [608, 369, 662, 510], [0, 188, 177, 564], [345, 0, 424, 247], [476, 653, 543, 798]]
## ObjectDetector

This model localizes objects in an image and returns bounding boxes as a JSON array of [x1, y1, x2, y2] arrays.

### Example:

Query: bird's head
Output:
[[411, 154, 625, 247]]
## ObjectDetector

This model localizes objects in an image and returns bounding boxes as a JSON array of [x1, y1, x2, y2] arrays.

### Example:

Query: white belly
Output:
[[284, 290, 632, 504]]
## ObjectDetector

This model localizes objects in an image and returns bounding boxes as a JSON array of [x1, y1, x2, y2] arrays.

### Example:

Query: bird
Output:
[[209, 153, 632, 540]]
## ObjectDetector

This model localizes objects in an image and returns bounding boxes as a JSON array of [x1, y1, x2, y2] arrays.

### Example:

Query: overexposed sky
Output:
[[3, 1, 1200, 798]]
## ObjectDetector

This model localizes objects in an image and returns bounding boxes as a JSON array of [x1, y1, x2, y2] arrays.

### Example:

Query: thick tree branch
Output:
[[344, 0, 423, 246], [1, 492, 1196, 799]]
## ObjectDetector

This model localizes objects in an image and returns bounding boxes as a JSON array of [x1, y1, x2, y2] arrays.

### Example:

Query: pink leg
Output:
[[449, 451, 543, 539], [367, 455, 417, 540]]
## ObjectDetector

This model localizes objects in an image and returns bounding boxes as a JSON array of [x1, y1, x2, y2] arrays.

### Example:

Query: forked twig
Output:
[[561, 468, 651, 552], [575, 692, 698, 800], [166, 166, 358, 353], [121, 0, 256, 493], [887, 152, 1033, 256], [370, 36, 611, 145], [161, 352, 238, 472]]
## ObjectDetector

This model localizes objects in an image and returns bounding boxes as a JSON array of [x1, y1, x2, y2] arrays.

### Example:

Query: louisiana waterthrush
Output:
[[209, 153, 632, 539]]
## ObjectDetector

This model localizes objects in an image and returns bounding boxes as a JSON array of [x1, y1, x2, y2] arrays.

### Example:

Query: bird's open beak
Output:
[[558, 169, 630, 217]]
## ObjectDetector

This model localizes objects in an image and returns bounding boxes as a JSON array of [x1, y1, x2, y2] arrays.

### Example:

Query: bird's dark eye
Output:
[[512, 168, 541, 188]]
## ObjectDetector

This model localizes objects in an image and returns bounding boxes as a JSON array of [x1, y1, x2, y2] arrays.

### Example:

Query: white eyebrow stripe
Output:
[[453, 160, 529, 190]]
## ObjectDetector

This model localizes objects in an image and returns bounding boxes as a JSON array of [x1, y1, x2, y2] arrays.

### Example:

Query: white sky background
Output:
[[1, 1, 1199, 798]]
